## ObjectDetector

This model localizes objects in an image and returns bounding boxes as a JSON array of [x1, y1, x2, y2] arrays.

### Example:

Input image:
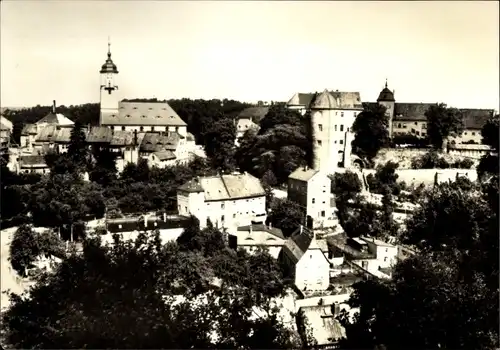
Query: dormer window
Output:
[[142, 115, 147, 118], [149, 107, 153, 110], [156, 115, 161, 118], [126, 114, 131, 118], [133, 107, 138, 110], [170, 116, 174, 118]]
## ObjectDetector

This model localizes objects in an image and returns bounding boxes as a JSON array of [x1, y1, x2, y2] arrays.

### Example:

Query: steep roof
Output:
[[110, 130, 137, 146], [299, 305, 346, 346], [53, 128, 72, 143], [287, 91, 362, 110], [21, 124, 37, 135], [86, 126, 113, 143], [179, 173, 265, 201], [0, 115, 13, 131], [19, 155, 47, 168], [36, 112, 74, 126], [140, 132, 181, 152], [101, 101, 186, 127], [236, 106, 270, 124], [34, 125, 58, 142], [393, 103, 437, 121], [153, 150, 176, 161], [311, 90, 338, 109], [281, 226, 324, 264], [461, 109, 494, 129], [289, 167, 319, 182]]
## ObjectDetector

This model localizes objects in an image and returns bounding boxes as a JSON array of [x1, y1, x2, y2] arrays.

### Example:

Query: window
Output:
[[385, 248, 388, 252], [340, 125, 344, 132], [334, 140, 337, 144], [175, 127, 179, 132], [185, 206, 187, 212], [221, 215, 225, 222], [312, 198, 316, 204], [178, 205, 181, 212], [339, 140, 343, 144], [140, 126, 144, 131], [341, 112, 344, 117], [334, 125, 337, 131], [472, 132, 476, 136], [151, 127, 155, 132], [464, 132, 468, 135], [415, 122, 418, 125], [398, 123, 402, 128], [402, 124, 407, 129], [321, 211, 325, 217], [318, 124, 323, 131], [221, 203, 225, 209], [142, 115, 147, 118], [384, 257, 388, 262], [318, 140, 322, 146], [423, 123, 427, 129], [110, 126, 114, 131], [347, 127, 350, 132], [121, 126, 125, 131], [233, 213, 236, 218], [354, 113, 357, 117]]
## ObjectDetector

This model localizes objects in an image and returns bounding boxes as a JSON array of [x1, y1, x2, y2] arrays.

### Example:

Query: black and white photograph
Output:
[[0, 1, 499, 349]]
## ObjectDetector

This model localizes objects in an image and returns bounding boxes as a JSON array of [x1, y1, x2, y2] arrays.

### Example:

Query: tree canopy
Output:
[[338, 178, 499, 350], [351, 103, 390, 161], [2, 228, 301, 349], [425, 103, 464, 149]]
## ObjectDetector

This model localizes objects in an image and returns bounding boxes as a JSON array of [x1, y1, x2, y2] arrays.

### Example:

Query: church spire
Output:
[[107, 36, 111, 58], [385, 78, 388, 89]]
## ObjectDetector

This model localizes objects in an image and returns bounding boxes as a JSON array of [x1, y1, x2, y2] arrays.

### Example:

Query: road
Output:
[[0, 227, 27, 311]]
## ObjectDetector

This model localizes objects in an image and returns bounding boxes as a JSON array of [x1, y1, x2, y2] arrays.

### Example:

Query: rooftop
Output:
[[101, 101, 186, 127]]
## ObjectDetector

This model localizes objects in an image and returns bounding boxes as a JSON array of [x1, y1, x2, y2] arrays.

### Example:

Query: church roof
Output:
[[377, 81, 395, 102], [101, 101, 187, 127], [100, 43, 119, 74]]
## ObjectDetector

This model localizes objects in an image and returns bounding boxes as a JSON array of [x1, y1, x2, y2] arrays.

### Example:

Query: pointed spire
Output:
[[385, 78, 388, 89], [107, 36, 111, 58]]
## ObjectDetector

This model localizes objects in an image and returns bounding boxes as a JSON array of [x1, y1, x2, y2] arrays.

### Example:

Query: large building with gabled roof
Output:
[[98, 41, 187, 137]]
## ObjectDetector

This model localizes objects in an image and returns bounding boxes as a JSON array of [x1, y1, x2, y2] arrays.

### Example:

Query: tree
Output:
[[351, 103, 390, 161], [331, 171, 362, 227], [366, 161, 400, 195], [9, 225, 40, 276], [425, 103, 464, 149], [267, 198, 305, 237], [481, 114, 499, 152], [90, 146, 117, 187], [339, 179, 499, 350], [258, 104, 303, 135], [67, 121, 89, 170], [203, 117, 237, 172], [2, 231, 302, 349]]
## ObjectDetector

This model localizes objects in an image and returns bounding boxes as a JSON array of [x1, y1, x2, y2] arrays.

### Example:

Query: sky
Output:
[[1, 1, 499, 110]]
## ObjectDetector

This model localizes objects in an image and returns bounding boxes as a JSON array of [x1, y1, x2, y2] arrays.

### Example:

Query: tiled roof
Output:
[[289, 167, 318, 182], [179, 173, 265, 201], [287, 91, 363, 110], [140, 132, 181, 152], [377, 87, 395, 102], [236, 106, 270, 123], [299, 305, 346, 345], [36, 112, 74, 126], [21, 124, 37, 135], [35, 125, 58, 142], [461, 109, 494, 129], [311, 90, 338, 109], [110, 130, 137, 146], [101, 101, 187, 127], [282, 227, 316, 264], [236, 224, 285, 239], [86, 126, 113, 143], [178, 178, 204, 193], [19, 155, 47, 168], [1, 115, 13, 131], [394, 103, 437, 121], [53, 128, 72, 143], [153, 150, 176, 161]]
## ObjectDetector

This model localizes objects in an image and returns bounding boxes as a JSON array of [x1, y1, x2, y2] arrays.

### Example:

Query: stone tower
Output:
[[377, 79, 396, 137], [99, 39, 120, 126]]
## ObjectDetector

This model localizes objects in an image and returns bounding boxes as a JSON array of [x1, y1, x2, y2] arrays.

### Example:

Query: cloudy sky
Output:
[[1, 1, 498, 109]]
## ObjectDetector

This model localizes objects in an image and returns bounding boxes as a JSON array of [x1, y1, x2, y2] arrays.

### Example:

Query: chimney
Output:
[[163, 212, 167, 222], [303, 165, 308, 171], [249, 225, 253, 234], [269, 221, 272, 229], [300, 225, 303, 234], [52, 100, 56, 114], [144, 215, 148, 227]]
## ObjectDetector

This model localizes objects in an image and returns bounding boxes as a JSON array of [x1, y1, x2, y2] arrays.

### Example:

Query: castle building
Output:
[[98, 41, 187, 137], [287, 90, 363, 172], [373, 80, 495, 143]]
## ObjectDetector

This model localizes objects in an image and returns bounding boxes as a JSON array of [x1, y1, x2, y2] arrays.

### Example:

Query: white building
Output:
[[177, 172, 267, 230], [98, 42, 188, 137], [227, 223, 286, 259], [279, 226, 330, 292], [287, 166, 336, 229], [287, 90, 363, 172], [234, 106, 269, 145]]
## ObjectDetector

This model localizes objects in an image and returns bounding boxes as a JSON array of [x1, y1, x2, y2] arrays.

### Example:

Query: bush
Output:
[[411, 151, 450, 169], [451, 158, 475, 169]]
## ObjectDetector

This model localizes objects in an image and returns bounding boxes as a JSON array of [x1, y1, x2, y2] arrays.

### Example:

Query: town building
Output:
[[1, 115, 13, 151], [279, 226, 330, 292], [98, 42, 187, 137], [177, 172, 267, 230], [234, 106, 269, 145], [18, 154, 49, 174], [227, 223, 286, 259], [287, 166, 336, 229], [286, 90, 363, 172], [373, 81, 495, 143], [298, 304, 347, 348]]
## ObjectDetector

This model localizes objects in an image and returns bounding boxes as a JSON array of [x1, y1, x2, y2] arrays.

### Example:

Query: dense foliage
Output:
[[411, 150, 474, 169], [477, 114, 500, 180], [366, 161, 400, 195], [3, 225, 301, 349], [351, 103, 390, 161], [267, 198, 305, 237], [338, 178, 499, 350], [425, 103, 464, 149], [235, 105, 313, 185]]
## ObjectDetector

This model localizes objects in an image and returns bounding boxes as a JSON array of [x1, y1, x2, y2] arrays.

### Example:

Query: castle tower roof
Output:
[[377, 79, 395, 102], [100, 39, 119, 74]]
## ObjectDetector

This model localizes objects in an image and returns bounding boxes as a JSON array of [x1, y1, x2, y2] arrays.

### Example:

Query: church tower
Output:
[[99, 39, 119, 126], [377, 79, 396, 138]]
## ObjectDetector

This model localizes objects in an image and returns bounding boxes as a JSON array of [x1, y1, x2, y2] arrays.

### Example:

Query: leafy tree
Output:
[[89, 146, 117, 187], [177, 215, 225, 257], [331, 171, 362, 227], [203, 116, 237, 172], [258, 104, 303, 135], [67, 121, 90, 170], [2, 231, 302, 349], [411, 150, 450, 169], [351, 103, 390, 161], [425, 103, 464, 149], [338, 179, 499, 350], [481, 114, 499, 152], [366, 161, 400, 195], [267, 198, 305, 237], [9, 225, 40, 276]]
